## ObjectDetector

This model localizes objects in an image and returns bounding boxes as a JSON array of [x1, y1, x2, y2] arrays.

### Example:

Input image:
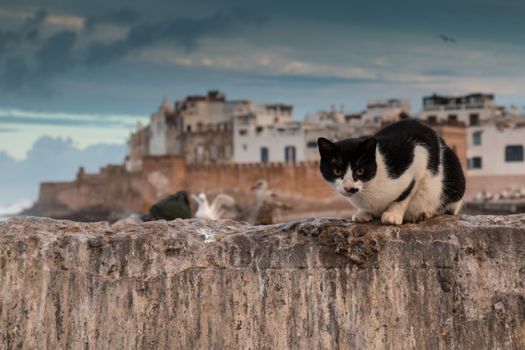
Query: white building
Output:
[[232, 100, 383, 164], [417, 92, 525, 176], [175, 90, 232, 133], [233, 108, 302, 163], [305, 105, 363, 127], [133, 92, 409, 166], [419, 93, 501, 126], [140, 90, 297, 164], [467, 117, 525, 176], [148, 98, 173, 156], [362, 99, 411, 125]]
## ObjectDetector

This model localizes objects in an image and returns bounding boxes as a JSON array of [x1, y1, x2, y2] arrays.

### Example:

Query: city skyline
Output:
[[0, 0, 524, 157], [1, 0, 524, 209], [0, 90, 523, 160]]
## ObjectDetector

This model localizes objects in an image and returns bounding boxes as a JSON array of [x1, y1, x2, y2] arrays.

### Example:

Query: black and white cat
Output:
[[317, 119, 465, 225]]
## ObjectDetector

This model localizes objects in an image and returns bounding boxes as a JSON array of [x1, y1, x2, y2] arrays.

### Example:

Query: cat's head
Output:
[[317, 136, 377, 197]]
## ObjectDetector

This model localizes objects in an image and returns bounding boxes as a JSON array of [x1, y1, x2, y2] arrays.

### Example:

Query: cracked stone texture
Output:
[[1, 215, 525, 350]]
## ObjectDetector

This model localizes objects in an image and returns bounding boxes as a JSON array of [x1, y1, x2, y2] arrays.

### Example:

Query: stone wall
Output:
[[185, 161, 332, 198], [30, 157, 341, 221], [31, 150, 521, 222], [29, 118, 473, 221], [466, 174, 525, 200], [1, 215, 524, 349]]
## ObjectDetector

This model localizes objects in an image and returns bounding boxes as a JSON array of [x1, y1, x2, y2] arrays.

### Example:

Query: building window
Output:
[[307, 141, 318, 148], [260, 147, 269, 163], [469, 114, 480, 126], [448, 114, 458, 122], [239, 129, 247, 136], [285, 146, 296, 162], [505, 145, 524, 162], [224, 144, 232, 158], [472, 131, 482, 146], [186, 125, 192, 132], [468, 157, 482, 169], [427, 115, 437, 123], [256, 126, 264, 135], [210, 144, 218, 160], [196, 145, 204, 162]]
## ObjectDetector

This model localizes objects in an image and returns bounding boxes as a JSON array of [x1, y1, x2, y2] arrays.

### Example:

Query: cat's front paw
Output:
[[352, 210, 373, 223], [381, 211, 403, 225], [417, 211, 435, 222]]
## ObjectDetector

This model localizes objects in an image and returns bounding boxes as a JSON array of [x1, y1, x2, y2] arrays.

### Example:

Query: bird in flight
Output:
[[438, 34, 457, 43]]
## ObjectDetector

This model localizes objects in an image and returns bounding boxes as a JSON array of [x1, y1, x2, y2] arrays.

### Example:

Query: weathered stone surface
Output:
[[1, 215, 524, 349]]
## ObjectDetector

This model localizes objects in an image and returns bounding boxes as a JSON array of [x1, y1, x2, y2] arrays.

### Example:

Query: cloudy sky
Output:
[[0, 0, 524, 205]]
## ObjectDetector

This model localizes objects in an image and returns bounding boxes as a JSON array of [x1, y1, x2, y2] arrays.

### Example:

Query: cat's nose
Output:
[[345, 186, 359, 194]]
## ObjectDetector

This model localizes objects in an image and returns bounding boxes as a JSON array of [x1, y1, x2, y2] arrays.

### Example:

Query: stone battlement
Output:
[[28, 156, 334, 221], [186, 160, 320, 170]]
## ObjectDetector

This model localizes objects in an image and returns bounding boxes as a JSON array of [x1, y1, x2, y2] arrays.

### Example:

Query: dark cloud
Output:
[[1, 8, 267, 91], [0, 1, 523, 115], [35, 30, 77, 77], [0, 136, 125, 207], [85, 7, 140, 31], [86, 10, 267, 66], [0, 9, 47, 53], [1, 30, 77, 92], [246, 73, 382, 87], [22, 9, 48, 43], [1, 57, 31, 91], [0, 28, 18, 54]]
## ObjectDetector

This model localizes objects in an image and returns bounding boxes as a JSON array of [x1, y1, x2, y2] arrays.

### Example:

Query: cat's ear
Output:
[[317, 138, 338, 158], [361, 137, 377, 153]]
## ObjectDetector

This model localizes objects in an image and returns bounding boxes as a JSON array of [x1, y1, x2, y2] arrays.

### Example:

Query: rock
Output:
[[1, 215, 525, 349], [494, 301, 505, 311]]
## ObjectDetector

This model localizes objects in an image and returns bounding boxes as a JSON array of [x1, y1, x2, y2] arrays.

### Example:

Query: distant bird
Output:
[[438, 34, 457, 43], [251, 179, 274, 203], [192, 193, 236, 220], [238, 180, 292, 225]]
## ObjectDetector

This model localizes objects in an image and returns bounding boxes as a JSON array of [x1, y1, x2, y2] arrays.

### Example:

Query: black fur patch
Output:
[[317, 120, 466, 213], [395, 179, 415, 202], [375, 120, 441, 178], [440, 144, 466, 207], [318, 137, 377, 184]]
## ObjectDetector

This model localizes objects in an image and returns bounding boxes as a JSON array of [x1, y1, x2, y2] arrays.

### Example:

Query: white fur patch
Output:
[[333, 165, 365, 197], [345, 144, 445, 223]]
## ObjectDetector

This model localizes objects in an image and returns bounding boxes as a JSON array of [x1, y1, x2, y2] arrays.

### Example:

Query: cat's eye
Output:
[[333, 169, 342, 176], [356, 168, 365, 176]]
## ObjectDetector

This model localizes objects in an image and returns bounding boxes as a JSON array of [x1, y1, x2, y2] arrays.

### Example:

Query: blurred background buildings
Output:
[[1, 1, 525, 221], [22, 89, 525, 222]]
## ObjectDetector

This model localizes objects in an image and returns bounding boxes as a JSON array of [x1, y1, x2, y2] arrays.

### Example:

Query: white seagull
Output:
[[192, 193, 236, 220]]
